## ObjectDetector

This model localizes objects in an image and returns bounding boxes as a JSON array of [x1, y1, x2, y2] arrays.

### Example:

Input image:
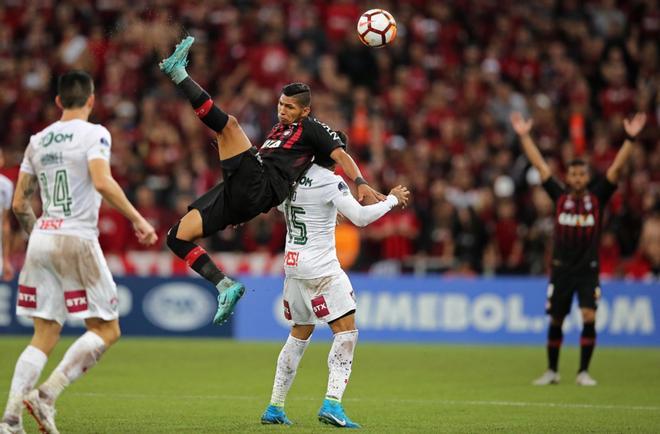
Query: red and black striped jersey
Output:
[[542, 176, 617, 275], [258, 116, 345, 203]]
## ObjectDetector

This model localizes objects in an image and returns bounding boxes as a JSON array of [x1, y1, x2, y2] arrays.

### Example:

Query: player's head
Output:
[[56, 70, 95, 112], [278, 83, 311, 125], [565, 159, 590, 193]]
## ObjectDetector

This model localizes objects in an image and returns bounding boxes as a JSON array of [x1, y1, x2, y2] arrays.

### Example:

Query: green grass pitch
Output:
[[1, 337, 659, 433]]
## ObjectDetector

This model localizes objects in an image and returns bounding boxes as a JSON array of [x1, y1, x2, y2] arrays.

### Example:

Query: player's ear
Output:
[[302, 106, 311, 117], [55, 95, 63, 110], [87, 94, 95, 110]]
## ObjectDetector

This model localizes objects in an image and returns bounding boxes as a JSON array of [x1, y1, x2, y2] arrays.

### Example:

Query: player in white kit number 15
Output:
[[0, 71, 157, 434], [260, 147, 410, 429]]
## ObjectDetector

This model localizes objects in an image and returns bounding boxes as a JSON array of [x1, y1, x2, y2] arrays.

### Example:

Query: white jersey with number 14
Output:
[[20, 119, 112, 240]]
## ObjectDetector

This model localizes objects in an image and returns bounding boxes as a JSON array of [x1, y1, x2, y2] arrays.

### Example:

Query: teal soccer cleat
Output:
[[260, 405, 293, 425], [159, 36, 195, 81], [212, 280, 245, 325], [318, 399, 361, 429]]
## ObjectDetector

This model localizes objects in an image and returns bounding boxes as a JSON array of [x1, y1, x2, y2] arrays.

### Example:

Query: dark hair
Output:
[[567, 159, 588, 168], [282, 82, 311, 107], [58, 71, 94, 109]]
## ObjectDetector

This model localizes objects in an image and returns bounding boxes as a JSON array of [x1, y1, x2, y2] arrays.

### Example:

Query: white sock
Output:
[[326, 330, 358, 402], [269, 334, 310, 407], [2, 345, 48, 425], [39, 331, 106, 405]]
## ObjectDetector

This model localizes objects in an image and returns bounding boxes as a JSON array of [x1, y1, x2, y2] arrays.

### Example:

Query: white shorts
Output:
[[283, 272, 356, 325], [16, 232, 119, 325]]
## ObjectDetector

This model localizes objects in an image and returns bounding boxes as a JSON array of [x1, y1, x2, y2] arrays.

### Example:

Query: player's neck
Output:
[[60, 108, 90, 122]]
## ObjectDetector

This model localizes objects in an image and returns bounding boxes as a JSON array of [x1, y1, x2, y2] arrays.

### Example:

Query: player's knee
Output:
[[225, 114, 239, 129]]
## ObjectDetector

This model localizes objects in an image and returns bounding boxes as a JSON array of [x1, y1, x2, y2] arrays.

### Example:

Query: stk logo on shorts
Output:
[[17, 285, 37, 308], [283, 299, 292, 320], [284, 251, 299, 267], [312, 296, 330, 318], [65, 289, 89, 313]]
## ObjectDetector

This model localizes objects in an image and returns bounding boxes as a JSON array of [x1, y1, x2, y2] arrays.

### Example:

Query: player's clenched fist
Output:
[[133, 218, 158, 246]]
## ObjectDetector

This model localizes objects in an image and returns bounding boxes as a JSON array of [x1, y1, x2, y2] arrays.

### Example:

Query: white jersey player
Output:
[[0, 149, 14, 281], [1, 71, 156, 434], [261, 162, 409, 428]]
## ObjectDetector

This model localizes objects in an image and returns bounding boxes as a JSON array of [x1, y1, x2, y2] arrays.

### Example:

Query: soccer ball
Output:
[[357, 9, 397, 48]]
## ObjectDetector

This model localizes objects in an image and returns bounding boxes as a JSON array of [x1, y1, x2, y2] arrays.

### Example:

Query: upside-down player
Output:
[[260, 151, 410, 428], [159, 37, 385, 325], [0, 71, 157, 434], [510, 111, 646, 386]]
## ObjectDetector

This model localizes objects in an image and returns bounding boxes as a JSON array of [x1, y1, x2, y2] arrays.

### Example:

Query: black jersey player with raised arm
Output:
[[510, 111, 647, 386], [159, 37, 385, 325]]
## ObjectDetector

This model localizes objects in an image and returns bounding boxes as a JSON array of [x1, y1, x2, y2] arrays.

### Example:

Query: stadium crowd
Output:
[[0, 0, 658, 279]]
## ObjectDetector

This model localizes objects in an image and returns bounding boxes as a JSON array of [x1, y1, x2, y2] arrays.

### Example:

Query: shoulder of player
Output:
[[0, 174, 12, 189]]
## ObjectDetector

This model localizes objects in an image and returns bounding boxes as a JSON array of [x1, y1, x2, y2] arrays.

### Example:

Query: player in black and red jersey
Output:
[[159, 37, 385, 325], [511, 111, 646, 386]]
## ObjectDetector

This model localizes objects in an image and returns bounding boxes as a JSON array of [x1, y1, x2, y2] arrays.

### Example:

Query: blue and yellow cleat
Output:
[[213, 281, 245, 325], [260, 405, 293, 425], [159, 36, 195, 79], [318, 399, 361, 429]]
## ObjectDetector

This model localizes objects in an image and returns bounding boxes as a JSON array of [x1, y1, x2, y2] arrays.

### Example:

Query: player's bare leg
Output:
[[1, 319, 58, 434], [262, 324, 314, 426], [533, 315, 563, 385], [576, 308, 597, 386], [25, 318, 119, 434], [318, 313, 361, 428]]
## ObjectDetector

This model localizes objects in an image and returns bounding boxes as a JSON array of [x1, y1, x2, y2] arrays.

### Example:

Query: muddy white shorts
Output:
[[16, 232, 119, 325], [283, 271, 357, 325]]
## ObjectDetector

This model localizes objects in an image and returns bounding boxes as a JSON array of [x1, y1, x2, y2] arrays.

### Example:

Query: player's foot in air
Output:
[[23, 390, 59, 434], [576, 371, 597, 386], [260, 405, 293, 425], [318, 398, 361, 429], [532, 370, 560, 386], [0, 422, 26, 434], [213, 278, 246, 325], [159, 36, 195, 82]]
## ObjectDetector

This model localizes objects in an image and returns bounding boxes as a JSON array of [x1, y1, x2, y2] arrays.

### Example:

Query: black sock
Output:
[[579, 322, 596, 372], [166, 224, 225, 286], [547, 324, 563, 372], [177, 77, 229, 133]]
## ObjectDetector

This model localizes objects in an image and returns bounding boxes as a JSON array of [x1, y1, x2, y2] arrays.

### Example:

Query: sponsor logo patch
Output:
[[17, 285, 37, 308], [39, 219, 64, 230], [338, 181, 349, 194], [284, 251, 299, 267], [312, 296, 330, 318], [65, 289, 88, 313], [283, 299, 292, 320]]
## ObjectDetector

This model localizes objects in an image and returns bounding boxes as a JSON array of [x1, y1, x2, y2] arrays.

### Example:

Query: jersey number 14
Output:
[[39, 169, 73, 217]]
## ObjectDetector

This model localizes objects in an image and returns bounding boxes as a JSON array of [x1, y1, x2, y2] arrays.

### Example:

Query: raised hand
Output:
[[623, 113, 647, 139], [358, 184, 386, 205], [510, 112, 533, 136], [389, 185, 410, 209]]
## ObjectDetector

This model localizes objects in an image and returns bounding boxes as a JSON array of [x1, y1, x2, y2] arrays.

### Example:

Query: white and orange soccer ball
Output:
[[357, 9, 397, 48]]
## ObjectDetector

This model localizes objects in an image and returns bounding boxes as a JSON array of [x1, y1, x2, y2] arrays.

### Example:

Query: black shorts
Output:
[[545, 272, 601, 318], [188, 148, 278, 237]]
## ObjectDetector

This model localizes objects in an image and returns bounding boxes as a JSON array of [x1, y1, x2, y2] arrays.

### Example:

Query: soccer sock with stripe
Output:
[[579, 322, 596, 372], [547, 323, 563, 372], [269, 334, 311, 407], [326, 330, 358, 402], [177, 77, 229, 133], [2, 345, 47, 425], [166, 223, 226, 287], [39, 331, 106, 405]]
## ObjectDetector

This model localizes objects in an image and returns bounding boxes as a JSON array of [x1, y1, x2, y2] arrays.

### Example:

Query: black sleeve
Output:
[[305, 117, 345, 156], [590, 176, 618, 205], [541, 177, 565, 202]]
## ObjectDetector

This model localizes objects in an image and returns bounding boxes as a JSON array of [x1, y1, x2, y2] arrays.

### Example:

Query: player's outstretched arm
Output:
[[2, 208, 15, 280], [510, 112, 552, 182], [330, 148, 386, 204], [606, 113, 647, 184], [333, 185, 409, 227], [89, 159, 158, 246], [11, 172, 38, 236]]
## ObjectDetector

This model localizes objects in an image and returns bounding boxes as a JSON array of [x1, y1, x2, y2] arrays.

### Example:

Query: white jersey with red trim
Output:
[[20, 119, 112, 240]]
